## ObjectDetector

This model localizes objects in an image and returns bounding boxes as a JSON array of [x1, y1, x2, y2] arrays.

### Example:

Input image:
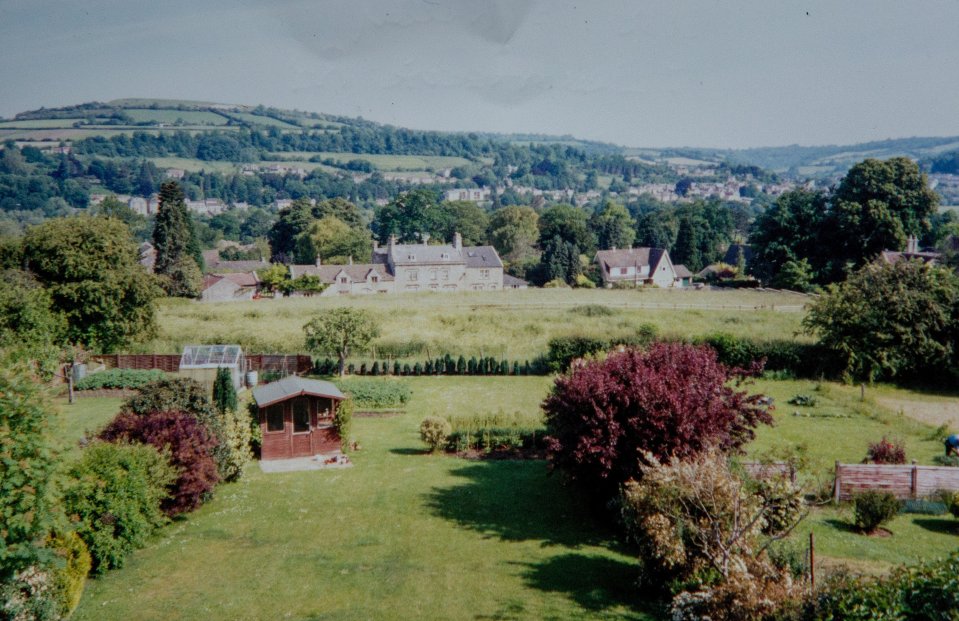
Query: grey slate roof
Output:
[[252, 376, 345, 407], [594, 247, 667, 279], [388, 242, 466, 266], [289, 264, 393, 282], [463, 246, 503, 269], [673, 264, 693, 279], [502, 274, 529, 287]]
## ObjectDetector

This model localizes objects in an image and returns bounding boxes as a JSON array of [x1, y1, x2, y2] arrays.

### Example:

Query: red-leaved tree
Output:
[[99, 410, 220, 516], [543, 342, 773, 498]]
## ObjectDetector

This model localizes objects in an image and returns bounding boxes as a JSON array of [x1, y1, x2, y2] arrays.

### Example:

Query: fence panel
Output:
[[834, 462, 959, 501]]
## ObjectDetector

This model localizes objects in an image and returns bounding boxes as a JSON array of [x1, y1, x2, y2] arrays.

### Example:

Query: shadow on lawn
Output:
[[823, 518, 858, 534], [913, 517, 959, 535], [424, 461, 620, 548], [517, 553, 657, 619]]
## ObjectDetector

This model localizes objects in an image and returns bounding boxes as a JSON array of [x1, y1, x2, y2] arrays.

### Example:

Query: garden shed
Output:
[[178, 345, 245, 392], [253, 377, 345, 460]]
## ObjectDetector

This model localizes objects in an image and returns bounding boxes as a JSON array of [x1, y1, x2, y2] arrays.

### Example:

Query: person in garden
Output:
[[945, 434, 959, 457]]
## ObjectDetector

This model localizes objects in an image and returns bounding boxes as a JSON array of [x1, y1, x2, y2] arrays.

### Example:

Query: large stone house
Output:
[[288, 232, 506, 295], [594, 247, 689, 288]]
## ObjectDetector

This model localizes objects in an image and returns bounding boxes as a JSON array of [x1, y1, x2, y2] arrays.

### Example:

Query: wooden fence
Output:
[[94, 353, 313, 376], [742, 461, 796, 482], [833, 461, 959, 502]]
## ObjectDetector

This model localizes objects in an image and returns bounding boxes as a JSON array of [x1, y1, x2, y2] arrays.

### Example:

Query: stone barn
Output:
[[252, 377, 345, 461]]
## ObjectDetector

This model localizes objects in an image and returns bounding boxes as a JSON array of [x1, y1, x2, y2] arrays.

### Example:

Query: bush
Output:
[[99, 411, 220, 516], [787, 394, 817, 407], [945, 491, 959, 519], [568, 304, 616, 317], [74, 368, 166, 390], [335, 378, 412, 409], [419, 416, 452, 453], [0, 364, 57, 578], [808, 552, 959, 620], [865, 437, 906, 464], [544, 343, 773, 498], [446, 410, 546, 453], [122, 377, 236, 482], [218, 406, 252, 482], [211, 367, 237, 416], [545, 335, 610, 372], [853, 491, 900, 533], [333, 399, 353, 451], [0, 565, 60, 621], [49, 531, 91, 618], [63, 442, 175, 573]]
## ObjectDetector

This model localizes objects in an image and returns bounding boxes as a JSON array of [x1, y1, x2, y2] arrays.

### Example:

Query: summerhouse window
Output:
[[293, 399, 310, 432], [266, 406, 284, 432]]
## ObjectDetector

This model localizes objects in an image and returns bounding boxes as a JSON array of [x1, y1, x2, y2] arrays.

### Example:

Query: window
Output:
[[371, 275, 378, 283], [293, 398, 310, 433], [429, 268, 437, 280], [442, 269, 449, 280], [480, 269, 490, 279], [409, 270, 418, 282], [266, 406, 284, 432]]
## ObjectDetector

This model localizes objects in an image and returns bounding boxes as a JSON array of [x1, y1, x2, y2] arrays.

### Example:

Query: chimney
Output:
[[315, 255, 321, 267], [388, 234, 397, 252], [453, 231, 462, 251], [349, 256, 353, 265], [906, 235, 918, 253], [372, 240, 379, 251], [611, 245, 616, 252]]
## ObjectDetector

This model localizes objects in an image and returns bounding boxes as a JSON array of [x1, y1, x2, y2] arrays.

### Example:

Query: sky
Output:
[[1, 0, 958, 149]]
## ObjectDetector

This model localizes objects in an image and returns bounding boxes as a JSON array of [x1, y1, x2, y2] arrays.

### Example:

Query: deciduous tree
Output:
[[304, 308, 380, 377]]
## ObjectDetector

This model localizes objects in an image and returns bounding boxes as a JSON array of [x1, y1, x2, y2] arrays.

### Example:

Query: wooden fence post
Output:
[[911, 460, 918, 499], [833, 461, 841, 504], [809, 532, 815, 593]]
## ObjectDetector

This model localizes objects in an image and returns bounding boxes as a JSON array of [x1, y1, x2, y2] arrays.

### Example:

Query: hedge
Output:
[[335, 378, 412, 409], [75, 369, 167, 390], [313, 355, 549, 377]]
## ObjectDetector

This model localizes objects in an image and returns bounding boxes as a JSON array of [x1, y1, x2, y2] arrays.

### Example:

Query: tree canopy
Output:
[[22, 216, 161, 351], [803, 260, 959, 382], [303, 308, 380, 376]]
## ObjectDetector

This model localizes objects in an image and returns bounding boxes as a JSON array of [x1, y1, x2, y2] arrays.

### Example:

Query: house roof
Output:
[[503, 274, 529, 287], [594, 247, 668, 279], [289, 263, 394, 282], [673, 264, 693, 278], [878, 250, 941, 266], [252, 376, 345, 408], [464, 246, 504, 269], [202, 272, 259, 291], [388, 242, 466, 266]]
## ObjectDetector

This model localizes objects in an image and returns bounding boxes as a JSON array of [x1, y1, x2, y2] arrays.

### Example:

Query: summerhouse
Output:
[[178, 345, 245, 392], [252, 376, 345, 460]]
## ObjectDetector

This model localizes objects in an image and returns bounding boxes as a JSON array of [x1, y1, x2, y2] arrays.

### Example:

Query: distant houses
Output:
[[288, 232, 518, 295], [200, 272, 260, 302], [593, 247, 690, 288]]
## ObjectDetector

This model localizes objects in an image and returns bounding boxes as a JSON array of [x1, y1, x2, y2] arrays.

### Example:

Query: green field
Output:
[[0, 118, 86, 129], [312, 151, 472, 171], [123, 109, 230, 125], [60, 372, 958, 619], [143, 288, 810, 359], [223, 112, 301, 128]]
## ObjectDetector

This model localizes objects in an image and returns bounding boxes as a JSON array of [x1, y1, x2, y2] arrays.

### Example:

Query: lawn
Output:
[[141, 288, 810, 359], [69, 378, 655, 621]]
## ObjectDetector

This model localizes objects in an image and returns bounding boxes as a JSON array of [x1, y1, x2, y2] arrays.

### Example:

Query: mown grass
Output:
[[142, 288, 810, 360], [58, 373, 959, 619], [69, 378, 654, 621]]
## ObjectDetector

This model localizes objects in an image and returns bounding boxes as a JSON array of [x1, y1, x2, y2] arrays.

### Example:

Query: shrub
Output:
[[853, 491, 900, 533], [211, 367, 237, 416], [544, 343, 773, 498], [74, 368, 166, 390], [335, 378, 412, 409], [446, 411, 546, 453], [122, 377, 235, 482], [62, 442, 175, 573], [545, 335, 610, 372], [0, 364, 57, 578], [49, 531, 91, 618], [218, 406, 252, 482], [333, 399, 353, 451], [99, 411, 220, 516], [865, 437, 906, 464], [787, 394, 817, 407], [945, 491, 959, 519], [0, 564, 60, 621], [809, 552, 959, 620], [419, 416, 452, 453]]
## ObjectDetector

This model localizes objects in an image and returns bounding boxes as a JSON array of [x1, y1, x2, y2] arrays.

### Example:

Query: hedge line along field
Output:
[[140, 288, 811, 360]]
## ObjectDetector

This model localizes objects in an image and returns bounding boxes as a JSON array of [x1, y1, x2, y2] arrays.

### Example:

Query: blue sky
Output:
[[1, 0, 958, 148]]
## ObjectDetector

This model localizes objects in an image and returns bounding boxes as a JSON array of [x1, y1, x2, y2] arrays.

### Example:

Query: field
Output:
[[223, 112, 301, 128], [310, 151, 472, 171], [60, 372, 958, 620], [142, 288, 810, 359], [123, 109, 230, 125]]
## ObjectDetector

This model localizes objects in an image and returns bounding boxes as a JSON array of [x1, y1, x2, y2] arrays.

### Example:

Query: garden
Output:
[[52, 371, 959, 620]]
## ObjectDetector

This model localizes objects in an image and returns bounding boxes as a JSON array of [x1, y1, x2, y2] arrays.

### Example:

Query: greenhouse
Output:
[[178, 345, 246, 391]]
